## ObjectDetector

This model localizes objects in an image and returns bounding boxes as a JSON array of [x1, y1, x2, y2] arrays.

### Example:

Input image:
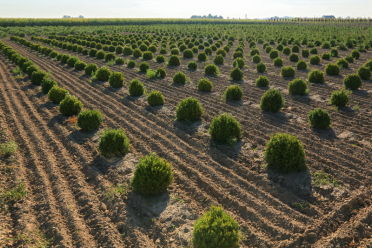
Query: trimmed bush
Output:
[[325, 64, 340, 76], [156, 55, 165, 63], [176, 97, 203, 122], [296, 60, 307, 70], [197, 52, 207, 62], [41, 78, 57, 94], [95, 67, 111, 81], [115, 57, 125, 65], [59, 95, 83, 116], [233, 58, 244, 69], [310, 55, 320, 65], [168, 55, 180, 67], [173, 72, 187, 85], [139, 62, 149, 73], [147, 90, 164, 106], [193, 206, 240, 248], [289, 54, 299, 62], [127, 60, 136, 68], [188, 61, 197, 71], [264, 133, 306, 173], [344, 74, 361, 90], [269, 50, 278, 59], [322, 53, 331, 60], [183, 49, 194, 59], [205, 64, 219, 76], [98, 129, 130, 158], [308, 108, 331, 129], [209, 113, 241, 144], [131, 153, 173, 196], [77, 109, 103, 132], [351, 50, 360, 59], [31, 70, 47, 85], [133, 48, 142, 58], [156, 68, 166, 79], [142, 51, 153, 60], [281, 66, 295, 78], [197, 78, 213, 92], [308, 70, 325, 84], [109, 72, 124, 88], [260, 89, 284, 113], [358, 67, 371, 80], [128, 79, 144, 97], [74, 61, 86, 71], [256, 76, 269, 87], [273, 58, 283, 67], [230, 67, 243, 81], [48, 86, 69, 104], [67, 57, 78, 67], [85, 63, 98, 76], [330, 89, 349, 108], [288, 78, 308, 95], [337, 59, 349, 69], [302, 49, 310, 58], [224, 85, 242, 101]]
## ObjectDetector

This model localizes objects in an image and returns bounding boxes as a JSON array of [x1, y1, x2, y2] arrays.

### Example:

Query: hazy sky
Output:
[[0, 0, 370, 19]]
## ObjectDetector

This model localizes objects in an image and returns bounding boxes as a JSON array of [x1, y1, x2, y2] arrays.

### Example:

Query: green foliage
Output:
[[95, 66, 111, 81], [358, 66, 371, 80], [351, 50, 360, 59], [59, 95, 83, 116], [209, 113, 241, 144], [337, 58, 348, 68], [193, 206, 240, 248], [197, 78, 213, 92], [214, 55, 224, 65], [176, 97, 203, 122], [74, 61, 86, 71], [85, 63, 98, 76], [289, 53, 299, 62], [256, 76, 269, 87], [156, 55, 165, 63], [310, 55, 320, 65], [273, 57, 283, 67], [308, 70, 324, 83], [48, 86, 69, 104], [77, 109, 103, 132], [264, 133, 306, 173], [30, 70, 47, 85], [188, 61, 197, 70], [142, 51, 153, 60], [115, 57, 125, 65], [168, 55, 180, 67], [183, 49, 194, 58], [256, 62, 266, 73], [139, 62, 149, 73], [67, 56, 78, 67], [288, 78, 308, 95], [308, 108, 331, 129], [99, 129, 130, 158], [325, 63, 340, 76], [131, 153, 173, 196], [0, 141, 18, 157], [127, 60, 136, 68], [224, 85, 242, 101], [129, 79, 144, 97], [230, 67, 243, 81], [233, 58, 244, 69], [296, 60, 307, 70], [344, 74, 362, 90], [147, 90, 164, 106], [41, 78, 57, 94], [281, 66, 295, 78], [252, 55, 261, 63], [330, 89, 349, 108], [312, 171, 339, 187], [109, 71, 124, 88], [156, 68, 166, 79], [173, 71, 187, 84], [204, 64, 219, 76], [260, 88, 284, 113]]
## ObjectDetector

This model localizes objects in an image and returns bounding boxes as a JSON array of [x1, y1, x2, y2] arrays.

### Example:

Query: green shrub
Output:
[[212, 55, 223, 65], [133, 48, 142, 58], [197, 78, 213, 92], [48, 86, 69, 104], [209, 113, 241, 144], [109, 72, 124, 88], [310, 48, 318, 54], [131, 153, 173, 196], [273, 58, 283, 67], [289, 54, 299, 62], [147, 90, 164, 106], [67, 57, 78, 67], [176, 97, 203, 122], [173, 72, 187, 84], [351, 50, 360, 59], [156, 55, 165, 63], [256, 63, 266, 73], [139, 62, 149, 73], [325, 64, 340, 76], [260, 89, 284, 113], [156, 68, 166, 79], [129, 79, 144, 97], [265, 133, 306, 173], [127, 60, 136, 68], [95, 67, 111, 81], [310, 55, 320, 65], [31, 70, 47, 85], [41, 78, 57, 94], [77, 109, 103, 131], [183, 49, 194, 58], [345, 56, 354, 63], [330, 89, 349, 108], [269, 50, 278, 59], [99, 129, 130, 158], [302, 49, 309, 58], [142, 51, 153, 60], [59, 95, 83, 116], [308, 70, 325, 84], [188, 61, 197, 71], [288, 78, 308, 95], [123, 46, 133, 56], [230, 67, 243, 81], [322, 53, 331, 60], [115, 57, 125, 65], [308, 108, 331, 129], [331, 49, 338, 57], [233, 58, 244, 69], [74, 61, 86, 71], [85, 63, 98, 76], [281, 66, 295, 78], [344, 74, 361, 90], [168, 55, 180, 67], [358, 67, 371, 80], [256, 76, 269, 87], [252, 55, 261, 63], [337, 59, 348, 69], [205, 64, 219, 76], [296, 60, 307, 70], [224, 85, 242, 101], [0, 141, 18, 157], [193, 206, 240, 248]]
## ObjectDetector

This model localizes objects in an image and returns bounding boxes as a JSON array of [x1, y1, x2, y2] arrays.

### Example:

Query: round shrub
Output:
[[302, 49, 310, 58], [233, 58, 244, 69], [31, 70, 47, 85], [67, 57, 78, 67], [59, 95, 83, 116], [325, 64, 340, 76], [127, 60, 136, 68], [265, 133, 306, 173], [330, 89, 349, 108], [133, 48, 142, 58], [173, 72, 187, 85], [142, 51, 153, 60], [256, 76, 269, 87], [147, 90, 164, 106], [269, 50, 278, 59], [95, 67, 111, 81], [358, 67, 371, 80], [85, 63, 98, 76], [296, 60, 307, 70], [212, 55, 223, 65], [98, 129, 130, 158], [197, 78, 213, 92], [197, 52, 207, 62], [156, 68, 166, 79], [48, 86, 69, 104], [308, 70, 325, 84], [310, 55, 320, 65], [224, 85, 242, 101], [273, 58, 283, 67], [260, 89, 284, 113], [74, 61, 86, 71], [41, 78, 57, 94], [337, 59, 349, 69], [351, 50, 360, 59], [109, 72, 124, 88], [129, 79, 144, 97], [131, 153, 173, 196], [176, 97, 203, 122], [204, 64, 219, 76], [281, 66, 295, 78], [230, 67, 243, 81], [77, 109, 103, 132], [289, 54, 299, 62], [322, 53, 331, 60], [252, 55, 261, 63], [193, 206, 240, 248], [256, 63, 266, 73], [183, 49, 194, 59], [123, 46, 133, 56], [288, 78, 308, 95], [156, 55, 165, 63], [209, 113, 241, 144], [188, 61, 197, 71], [308, 108, 331, 129], [168, 55, 180, 67], [115, 57, 125, 65], [345, 56, 354, 63], [139, 62, 149, 73], [344, 74, 361, 90]]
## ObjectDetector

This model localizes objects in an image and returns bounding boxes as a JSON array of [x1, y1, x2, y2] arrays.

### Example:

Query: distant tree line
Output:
[[191, 14, 223, 19]]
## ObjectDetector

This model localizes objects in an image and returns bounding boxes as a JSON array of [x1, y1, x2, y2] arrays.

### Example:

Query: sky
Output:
[[0, 0, 370, 19]]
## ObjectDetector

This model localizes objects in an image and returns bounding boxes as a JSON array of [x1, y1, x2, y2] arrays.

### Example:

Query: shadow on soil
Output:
[[173, 120, 203, 135]]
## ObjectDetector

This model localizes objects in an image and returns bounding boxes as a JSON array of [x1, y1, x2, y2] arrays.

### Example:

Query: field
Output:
[[0, 20, 371, 248]]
